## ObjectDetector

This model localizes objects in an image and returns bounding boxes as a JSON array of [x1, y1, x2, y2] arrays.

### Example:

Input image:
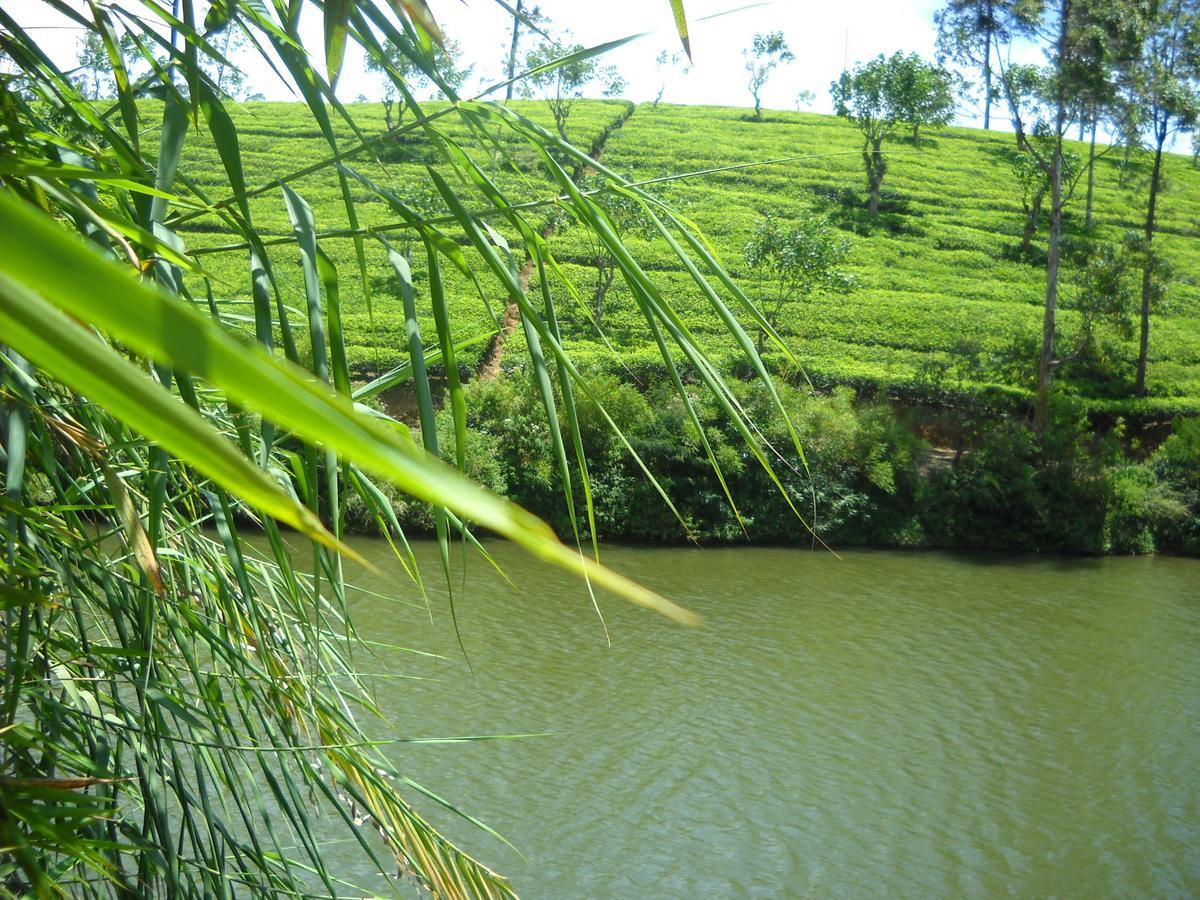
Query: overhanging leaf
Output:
[[323, 0, 351, 88], [0, 189, 698, 626], [0, 271, 344, 556], [669, 0, 692, 60]]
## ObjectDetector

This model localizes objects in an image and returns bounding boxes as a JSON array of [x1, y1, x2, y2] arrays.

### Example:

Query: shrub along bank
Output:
[[345, 371, 1200, 556]]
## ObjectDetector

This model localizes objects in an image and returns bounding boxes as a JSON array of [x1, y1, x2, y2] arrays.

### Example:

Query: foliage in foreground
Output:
[[0, 0, 814, 895]]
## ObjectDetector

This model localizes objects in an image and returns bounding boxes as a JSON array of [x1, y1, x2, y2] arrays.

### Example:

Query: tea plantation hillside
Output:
[[176, 99, 631, 370], [176, 99, 1200, 417]]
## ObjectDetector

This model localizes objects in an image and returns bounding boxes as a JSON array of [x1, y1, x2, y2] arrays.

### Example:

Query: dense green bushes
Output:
[[900, 401, 1196, 556], [348, 369, 1199, 556], [919, 401, 1112, 553], [1147, 417, 1200, 554]]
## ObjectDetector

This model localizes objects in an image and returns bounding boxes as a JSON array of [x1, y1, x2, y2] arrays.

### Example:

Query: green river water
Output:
[[327, 540, 1199, 898]]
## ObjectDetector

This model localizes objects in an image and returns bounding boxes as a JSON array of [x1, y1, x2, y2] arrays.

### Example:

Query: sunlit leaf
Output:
[[669, 0, 692, 60], [323, 0, 351, 88]]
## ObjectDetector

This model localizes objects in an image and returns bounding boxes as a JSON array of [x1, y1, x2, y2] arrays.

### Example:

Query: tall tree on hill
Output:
[[73, 31, 141, 99], [1115, 0, 1200, 396], [935, 0, 1020, 129], [994, 0, 1127, 428], [996, 63, 1083, 250], [203, 21, 263, 100], [503, 2, 547, 101], [831, 53, 956, 215], [744, 31, 793, 120], [523, 36, 626, 142], [831, 56, 901, 217], [366, 37, 471, 130]]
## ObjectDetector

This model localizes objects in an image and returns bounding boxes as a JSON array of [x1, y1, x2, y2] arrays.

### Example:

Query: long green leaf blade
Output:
[[0, 274, 339, 553], [0, 189, 697, 625]]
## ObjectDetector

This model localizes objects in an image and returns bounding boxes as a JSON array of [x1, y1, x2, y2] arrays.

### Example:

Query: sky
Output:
[[15, 0, 1005, 124], [386, 0, 954, 115]]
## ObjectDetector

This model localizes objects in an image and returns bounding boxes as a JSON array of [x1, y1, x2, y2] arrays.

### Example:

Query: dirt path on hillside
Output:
[[475, 102, 636, 380]]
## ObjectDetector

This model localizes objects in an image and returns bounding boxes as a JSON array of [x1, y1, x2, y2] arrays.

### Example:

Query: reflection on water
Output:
[[318, 541, 1200, 898]]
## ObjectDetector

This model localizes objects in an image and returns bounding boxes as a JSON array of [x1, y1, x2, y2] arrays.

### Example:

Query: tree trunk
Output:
[[592, 260, 613, 327], [866, 139, 884, 216], [1033, 2, 1069, 432], [1084, 116, 1097, 228], [912, 123, 920, 146], [1035, 140, 1064, 431], [1136, 132, 1166, 397], [504, 0, 522, 102], [1022, 197, 1041, 257], [982, 14, 992, 131], [552, 96, 570, 143]]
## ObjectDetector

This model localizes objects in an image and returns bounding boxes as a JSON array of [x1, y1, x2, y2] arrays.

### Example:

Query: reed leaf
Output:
[[0, 1, 812, 895]]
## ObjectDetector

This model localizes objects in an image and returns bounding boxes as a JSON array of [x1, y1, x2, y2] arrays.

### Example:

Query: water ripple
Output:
[[334, 544, 1200, 899]]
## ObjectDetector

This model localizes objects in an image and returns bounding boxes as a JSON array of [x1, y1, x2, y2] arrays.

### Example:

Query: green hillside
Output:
[[178, 99, 1200, 416]]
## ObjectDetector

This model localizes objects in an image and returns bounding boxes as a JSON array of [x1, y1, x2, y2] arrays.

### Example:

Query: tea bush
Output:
[[170, 100, 1200, 417]]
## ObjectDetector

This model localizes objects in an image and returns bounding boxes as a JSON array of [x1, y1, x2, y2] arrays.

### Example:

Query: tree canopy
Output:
[[744, 31, 794, 120], [744, 214, 853, 350], [935, 0, 1021, 128], [831, 52, 955, 213]]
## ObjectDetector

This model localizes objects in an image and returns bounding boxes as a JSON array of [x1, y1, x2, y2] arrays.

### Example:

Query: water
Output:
[[327, 541, 1200, 898]]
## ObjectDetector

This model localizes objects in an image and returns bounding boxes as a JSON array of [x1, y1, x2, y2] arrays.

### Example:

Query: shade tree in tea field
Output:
[[744, 31, 794, 121], [992, 0, 1135, 425], [743, 213, 854, 352], [831, 52, 956, 215], [1110, 0, 1200, 396]]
